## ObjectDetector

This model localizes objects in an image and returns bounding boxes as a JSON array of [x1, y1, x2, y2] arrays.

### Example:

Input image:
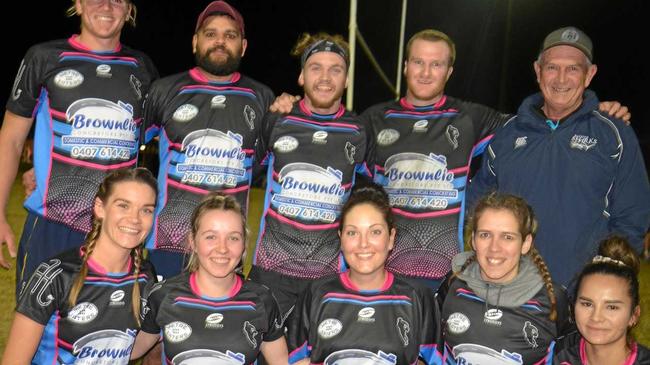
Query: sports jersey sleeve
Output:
[[416, 287, 444, 365], [140, 281, 165, 335], [141, 80, 165, 144], [466, 134, 500, 210], [607, 124, 650, 252], [5, 44, 50, 118], [15, 258, 68, 325], [287, 286, 313, 364], [465, 102, 512, 145], [357, 111, 376, 179], [262, 288, 285, 342], [256, 112, 280, 166]]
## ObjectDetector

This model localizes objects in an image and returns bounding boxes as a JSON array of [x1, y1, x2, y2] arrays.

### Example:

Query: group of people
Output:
[[0, 0, 648, 364]]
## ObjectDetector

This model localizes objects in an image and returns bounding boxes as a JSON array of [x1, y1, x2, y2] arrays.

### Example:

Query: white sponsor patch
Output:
[[172, 349, 245, 364], [324, 349, 397, 364], [205, 313, 224, 329], [447, 312, 470, 334], [72, 329, 136, 365], [274, 136, 299, 153], [570, 134, 597, 151], [358, 307, 375, 318], [211, 95, 227, 108], [484, 308, 503, 326], [413, 119, 429, 133], [173, 104, 199, 122], [312, 130, 328, 144], [318, 318, 342, 339], [69, 302, 99, 324], [453, 343, 523, 365], [377, 129, 399, 146], [96, 64, 112, 78], [165, 321, 192, 343], [514, 136, 528, 149], [54, 69, 84, 89], [110, 290, 125, 302]]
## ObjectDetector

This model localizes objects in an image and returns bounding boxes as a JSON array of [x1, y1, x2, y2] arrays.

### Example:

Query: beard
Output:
[[195, 44, 242, 77], [303, 82, 345, 111]]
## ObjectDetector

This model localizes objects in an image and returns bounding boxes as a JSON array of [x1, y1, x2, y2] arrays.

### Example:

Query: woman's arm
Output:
[[130, 331, 161, 360], [1, 312, 46, 365], [260, 336, 290, 365]]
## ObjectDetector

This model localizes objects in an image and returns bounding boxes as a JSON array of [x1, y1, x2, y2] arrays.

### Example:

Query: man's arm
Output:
[[0, 111, 34, 268], [607, 126, 650, 251]]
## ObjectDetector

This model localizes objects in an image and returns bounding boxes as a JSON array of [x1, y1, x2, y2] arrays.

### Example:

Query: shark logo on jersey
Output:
[[67, 329, 136, 365], [324, 349, 397, 364], [211, 95, 227, 109], [570, 134, 598, 151], [396, 317, 410, 347], [345, 142, 357, 164], [273, 163, 345, 223], [172, 349, 245, 365], [10, 59, 26, 100], [243, 105, 256, 130], [178, 129, 246, 187], [383, 152, 458, 210], [453, 344, 523, 365], [243, 321, 258, 348], [173, 104, 199, 122], [54, 69, 84, 89], [129, 74, 143, 100], [446, 125, 460, 149], [514, 136, 528, 149], [523, 321, 539, 348], [96, 64, 112, 78], [63, 98, 137, 160], [22, 258, 63, 306], [69, 302, 99, 324], [377, 129, 399, 146]]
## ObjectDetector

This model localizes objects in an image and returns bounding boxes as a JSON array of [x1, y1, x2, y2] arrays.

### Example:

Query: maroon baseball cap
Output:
[[195, 1, 245, 37]]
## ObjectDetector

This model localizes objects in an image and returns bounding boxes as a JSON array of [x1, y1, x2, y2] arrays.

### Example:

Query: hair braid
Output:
[[449, 253, 477, 285], [529, 247, 557, 321], [130, 246, 143, 325], [68, 220, 101, 308]]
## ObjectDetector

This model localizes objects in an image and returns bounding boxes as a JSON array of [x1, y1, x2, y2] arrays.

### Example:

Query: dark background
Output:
[[1, 0, 648, 169]]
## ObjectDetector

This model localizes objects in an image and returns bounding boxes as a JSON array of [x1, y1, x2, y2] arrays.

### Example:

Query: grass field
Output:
[[1, 169, 648, 356]]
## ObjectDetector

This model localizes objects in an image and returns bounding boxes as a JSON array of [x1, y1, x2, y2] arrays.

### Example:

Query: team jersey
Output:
[[140, 272, 284, 365], [142, 68, 273, 251], [362, 96, 509, 280], [548, 331, 650, 365], [440, 277, 568, 365], [253, 101, 370, 279], [16, 248, 156, 365], [6, 35, 157, 233], [288, 272, 442, 364]]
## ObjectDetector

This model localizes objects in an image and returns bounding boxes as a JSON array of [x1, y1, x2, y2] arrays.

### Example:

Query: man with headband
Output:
[[248, 32, 372, 322], [142, 0, 274, 278]]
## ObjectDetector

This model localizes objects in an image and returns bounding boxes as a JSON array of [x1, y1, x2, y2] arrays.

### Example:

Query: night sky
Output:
[[2, 0, 648, 168]]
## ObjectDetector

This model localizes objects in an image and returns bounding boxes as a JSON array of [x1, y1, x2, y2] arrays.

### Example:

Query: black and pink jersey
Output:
[[253, 101, 370, 279], [440, 278, 566, 365], [547, 331, 650, 365], [140, 272, 284, 365], [362, 96, 509, 280], [288, 272, 442, 364], [16, 248, 156, 365], [142, 69, 273, 251], [6, 35, 157, 233]]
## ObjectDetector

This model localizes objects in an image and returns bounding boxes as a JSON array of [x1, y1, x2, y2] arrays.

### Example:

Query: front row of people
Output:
[[2, 169, 647, 364]]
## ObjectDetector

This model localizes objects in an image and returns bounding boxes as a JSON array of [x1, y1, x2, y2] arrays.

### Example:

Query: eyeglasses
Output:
[[85, 0, 128, 8]]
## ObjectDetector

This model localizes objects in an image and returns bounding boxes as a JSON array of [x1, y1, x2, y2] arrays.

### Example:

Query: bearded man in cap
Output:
[[468, 26, 650, 286]]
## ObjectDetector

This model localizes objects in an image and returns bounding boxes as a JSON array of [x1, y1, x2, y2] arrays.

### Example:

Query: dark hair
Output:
[[575, 235, 640, 309], [339, 183, 394, 232], [459, 192, 558, 321], [185, 193, 248, 273], [68, 168, 157, 325]]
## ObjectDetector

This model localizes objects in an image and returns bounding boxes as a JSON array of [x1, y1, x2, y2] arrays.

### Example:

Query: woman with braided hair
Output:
[[438, 192, 570, 365], [549, 236, 650, 364], [2, 168, 158, 365]]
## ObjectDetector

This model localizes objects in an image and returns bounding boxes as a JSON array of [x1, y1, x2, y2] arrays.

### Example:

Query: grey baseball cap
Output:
[[541, 26, 593, 61]]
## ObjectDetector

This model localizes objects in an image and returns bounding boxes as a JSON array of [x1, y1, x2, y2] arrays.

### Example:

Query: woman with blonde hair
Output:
[[131, 193, 288, 364], [2, 168, 158, 365]]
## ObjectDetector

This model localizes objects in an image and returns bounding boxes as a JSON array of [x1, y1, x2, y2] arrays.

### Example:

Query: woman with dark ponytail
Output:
[[2, 168, 158, 365], [550, 236, 649, 364], [439, 192, 569, 365], [288, 183, 442, 364]]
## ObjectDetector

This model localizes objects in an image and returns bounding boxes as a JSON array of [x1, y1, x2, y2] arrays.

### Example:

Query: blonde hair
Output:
[[405, 29, 456, 67], [291, 32, 349, 62], [68, 168, 157, 325], [185, 193, 248, 273], [459, 192, 558, 321], [66, 0, 137, 27]]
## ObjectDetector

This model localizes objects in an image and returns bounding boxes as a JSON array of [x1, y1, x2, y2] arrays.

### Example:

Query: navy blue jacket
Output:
[[468, 90, 650, 285]]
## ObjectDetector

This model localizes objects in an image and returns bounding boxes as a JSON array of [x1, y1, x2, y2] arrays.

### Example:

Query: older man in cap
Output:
[[468, 26, 650, 286]]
